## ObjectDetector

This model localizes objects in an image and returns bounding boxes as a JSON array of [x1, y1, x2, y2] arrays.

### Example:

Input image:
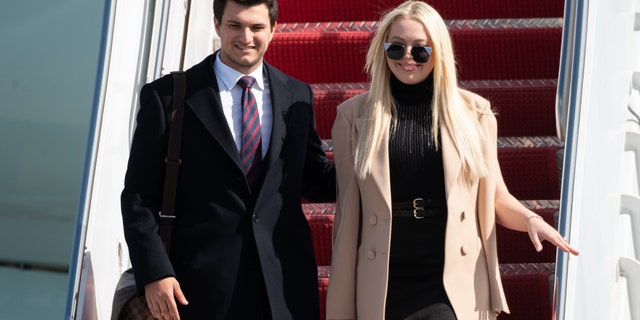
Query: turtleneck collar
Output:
[[390, 72, 434, 106]]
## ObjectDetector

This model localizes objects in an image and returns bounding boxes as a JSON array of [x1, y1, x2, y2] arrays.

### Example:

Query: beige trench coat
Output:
[[326, 89, 509, 320]]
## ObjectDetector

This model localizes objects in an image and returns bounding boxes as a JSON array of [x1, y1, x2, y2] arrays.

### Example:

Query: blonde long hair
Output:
[[354, 0, 489, 183]]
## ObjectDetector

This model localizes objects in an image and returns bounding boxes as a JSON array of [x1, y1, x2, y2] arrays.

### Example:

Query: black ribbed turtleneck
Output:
[[390, 72, 434, 105], [388, 72, 445, 203], [385, 72, 451, 319]]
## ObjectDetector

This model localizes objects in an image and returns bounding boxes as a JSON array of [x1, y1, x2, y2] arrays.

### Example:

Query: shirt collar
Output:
[[214, 51, 265, 91]]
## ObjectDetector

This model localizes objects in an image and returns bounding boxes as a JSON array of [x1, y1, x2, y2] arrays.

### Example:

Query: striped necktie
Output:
[[237, 76, 262, 188]]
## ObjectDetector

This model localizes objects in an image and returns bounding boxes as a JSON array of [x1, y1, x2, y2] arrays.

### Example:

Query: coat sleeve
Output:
[[121, 79, 176, 293], [301, 83, 337, 202], [325, 103, 361, 320], [476, 99, 511, 314], [477, 95, 536, 232]]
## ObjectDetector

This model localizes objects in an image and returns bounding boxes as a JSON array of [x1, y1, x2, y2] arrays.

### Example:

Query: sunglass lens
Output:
[[385, 44, 405, 60], [411, 47, 430, 63]]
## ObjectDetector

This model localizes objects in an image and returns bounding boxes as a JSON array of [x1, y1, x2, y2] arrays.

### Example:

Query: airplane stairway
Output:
[[266, 1, 566, 319]]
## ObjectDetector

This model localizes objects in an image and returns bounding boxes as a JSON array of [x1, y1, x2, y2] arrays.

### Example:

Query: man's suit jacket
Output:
[[325, 90, 509, 320], [121, 53, 335, 319]]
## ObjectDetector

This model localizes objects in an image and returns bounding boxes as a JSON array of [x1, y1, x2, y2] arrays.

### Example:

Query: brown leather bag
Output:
[[111, 71, 186, 320], [114, 270, 154, 320], [119, 296, 154, 320]]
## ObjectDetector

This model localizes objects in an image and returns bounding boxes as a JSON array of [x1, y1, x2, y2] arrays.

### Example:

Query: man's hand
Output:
[[145, 277, 188, 320]]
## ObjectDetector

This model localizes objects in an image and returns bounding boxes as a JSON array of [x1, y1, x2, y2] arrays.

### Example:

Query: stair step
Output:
[[497, 136, 563, 200], [266, 19, 563, 83], [498, 263, 555, 320], [317, 265, 331, 320], [497, 200, 559, 263], [312, 79, 558, 139], [311, 82, 367, 140], [277, 0, 564, 23], [304, 208, 334, 266], [464, 79, 558, 137]]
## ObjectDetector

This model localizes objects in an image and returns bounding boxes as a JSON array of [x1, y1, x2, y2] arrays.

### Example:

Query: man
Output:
[[120, 0, 335, 319]]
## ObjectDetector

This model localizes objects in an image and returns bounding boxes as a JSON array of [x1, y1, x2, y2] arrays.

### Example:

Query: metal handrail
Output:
[[618, 257, 640, 320], [554, 0, 589, 319]]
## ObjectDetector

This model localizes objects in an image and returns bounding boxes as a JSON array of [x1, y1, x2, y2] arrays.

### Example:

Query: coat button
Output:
[[369, 215, 378, 225], [460, 245, 468, 256], [460, 211, 466, 221], [367, 250, 376, 260], [252, 214, 260, 223]]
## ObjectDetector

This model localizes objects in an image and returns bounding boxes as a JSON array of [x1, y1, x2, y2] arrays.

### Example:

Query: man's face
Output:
[[214, 1, 275, 75]]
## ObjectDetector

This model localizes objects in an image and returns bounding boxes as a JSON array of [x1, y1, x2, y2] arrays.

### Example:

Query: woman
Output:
[[325, 1, 579, 319]]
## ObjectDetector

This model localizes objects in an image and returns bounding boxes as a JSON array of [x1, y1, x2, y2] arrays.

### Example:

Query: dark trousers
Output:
[[386, 302, 456, 320], [402, 303, 456, 320]]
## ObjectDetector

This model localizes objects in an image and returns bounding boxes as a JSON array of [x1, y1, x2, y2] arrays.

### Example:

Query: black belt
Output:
[[392, 198, 446, 219]]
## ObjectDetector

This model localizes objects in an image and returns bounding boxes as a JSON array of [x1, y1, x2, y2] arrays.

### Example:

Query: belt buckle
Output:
[[412, 198, 425, 219]]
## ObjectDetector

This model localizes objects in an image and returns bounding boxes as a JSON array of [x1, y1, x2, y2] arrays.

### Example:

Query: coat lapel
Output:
[[263, 64, 289, 170], [355, 115, 393, 217], [186, 54, 242, 170]]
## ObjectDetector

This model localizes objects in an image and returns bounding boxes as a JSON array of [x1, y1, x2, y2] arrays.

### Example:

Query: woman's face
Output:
[[385, 17, 435, 85]]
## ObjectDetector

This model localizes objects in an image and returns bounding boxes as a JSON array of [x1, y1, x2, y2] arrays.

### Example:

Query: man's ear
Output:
[[269, 21, 277, 40], [214, 18, 221, 36]]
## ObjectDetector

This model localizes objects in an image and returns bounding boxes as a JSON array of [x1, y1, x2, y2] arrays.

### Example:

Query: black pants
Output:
[[399, 303, 456, 320]]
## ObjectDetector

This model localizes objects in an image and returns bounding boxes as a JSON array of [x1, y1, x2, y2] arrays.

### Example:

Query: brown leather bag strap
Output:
[[159, 71, 186, 254]]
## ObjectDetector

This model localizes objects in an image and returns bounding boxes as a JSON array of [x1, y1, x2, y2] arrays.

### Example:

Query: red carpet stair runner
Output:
[[277, 0, 564, 23], [311, 79, 559, 140], [266, 19, 562, 84], [266, 1, 566, 319]]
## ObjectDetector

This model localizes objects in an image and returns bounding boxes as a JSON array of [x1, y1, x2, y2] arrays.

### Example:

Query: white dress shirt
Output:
[[213, 52, 273, 158]]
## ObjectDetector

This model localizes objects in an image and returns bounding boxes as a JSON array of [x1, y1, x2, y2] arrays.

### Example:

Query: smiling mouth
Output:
[[400, 63, 420, 71]]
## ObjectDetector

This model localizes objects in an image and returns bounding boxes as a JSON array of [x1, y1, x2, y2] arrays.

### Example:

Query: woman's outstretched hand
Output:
[[526, 216, 579, 256]]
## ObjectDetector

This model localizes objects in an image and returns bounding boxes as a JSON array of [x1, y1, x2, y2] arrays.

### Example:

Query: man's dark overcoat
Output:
[[121, 53, 335, 319]]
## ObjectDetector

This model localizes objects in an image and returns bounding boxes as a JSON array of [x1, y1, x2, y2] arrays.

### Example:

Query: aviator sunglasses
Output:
[[384, 43, 432, 63]]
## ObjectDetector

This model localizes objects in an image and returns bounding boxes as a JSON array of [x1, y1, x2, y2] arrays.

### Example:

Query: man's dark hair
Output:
[[214, 0, 278, 27]]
